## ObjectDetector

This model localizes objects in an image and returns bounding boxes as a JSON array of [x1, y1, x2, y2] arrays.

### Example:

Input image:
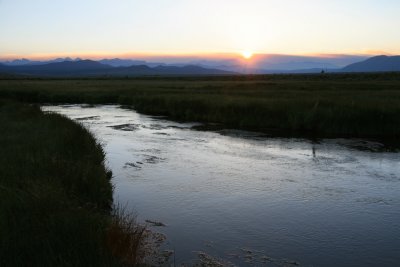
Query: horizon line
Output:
[[0, 51, 396, 61]]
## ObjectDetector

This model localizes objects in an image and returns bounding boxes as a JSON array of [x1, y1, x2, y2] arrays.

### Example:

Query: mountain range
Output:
[[342, 55, 400, 72], [0, 55, 399, 77], [0, 60, 235, 76]]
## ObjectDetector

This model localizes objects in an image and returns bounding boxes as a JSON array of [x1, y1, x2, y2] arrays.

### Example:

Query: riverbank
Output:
[[0, 100, 154, 266], [0, 73, 399, 147]]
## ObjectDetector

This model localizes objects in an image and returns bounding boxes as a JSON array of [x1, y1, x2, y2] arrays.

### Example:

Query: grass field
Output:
[[1, 73, 399, 146], [0, 101, 153, 266]]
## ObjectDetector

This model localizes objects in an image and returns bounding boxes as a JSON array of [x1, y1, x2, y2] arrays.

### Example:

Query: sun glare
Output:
[[241, 51, 253, 59]]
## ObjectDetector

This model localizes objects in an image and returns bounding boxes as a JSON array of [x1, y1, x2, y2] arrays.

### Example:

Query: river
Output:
[[43, 105, 400, 267]]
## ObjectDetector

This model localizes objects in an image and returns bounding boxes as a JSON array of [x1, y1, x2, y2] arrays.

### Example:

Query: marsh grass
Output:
[[106, 207, 147, 265], [106, 206, 169, 266], [0, 73, 399, 145], [0, 100, 157, 266]]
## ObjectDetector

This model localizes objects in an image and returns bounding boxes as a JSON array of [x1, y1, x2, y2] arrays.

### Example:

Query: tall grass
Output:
[[0, 100, 155, 266], [0, 73, 399, 145]]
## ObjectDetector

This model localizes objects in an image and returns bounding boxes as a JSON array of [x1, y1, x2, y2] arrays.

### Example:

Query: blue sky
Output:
[[1, 0, 399, 59]]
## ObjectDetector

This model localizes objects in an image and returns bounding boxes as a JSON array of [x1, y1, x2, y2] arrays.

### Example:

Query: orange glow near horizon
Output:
[[0, 50, 391, 62], [0, 51, 244, 61], [1, 51, 396, 62], [241, 51, 253, 59]]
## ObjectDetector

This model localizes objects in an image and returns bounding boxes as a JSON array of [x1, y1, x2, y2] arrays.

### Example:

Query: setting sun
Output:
[[242, 51, 253, 59]]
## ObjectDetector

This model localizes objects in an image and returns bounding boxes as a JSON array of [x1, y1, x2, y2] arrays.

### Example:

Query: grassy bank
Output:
[[1, 73, 400, 145], [0, 100, 152, 266]]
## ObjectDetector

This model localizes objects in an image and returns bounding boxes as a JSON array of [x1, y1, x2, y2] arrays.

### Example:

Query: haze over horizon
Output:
[[1, 0, 400, 61]]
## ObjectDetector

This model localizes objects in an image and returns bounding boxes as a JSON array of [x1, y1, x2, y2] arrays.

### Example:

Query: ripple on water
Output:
[[107, 123, 141, 131], [42, 105, 400, 267]]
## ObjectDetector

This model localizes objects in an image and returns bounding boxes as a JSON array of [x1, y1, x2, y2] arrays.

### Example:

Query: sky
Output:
[[0, 0, 399, 59]]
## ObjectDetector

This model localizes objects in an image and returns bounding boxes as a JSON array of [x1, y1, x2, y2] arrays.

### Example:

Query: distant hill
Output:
[[1, 57, 83, 66], [152, 65, 234, 75], [28, 60, 110, 71], [0, 63, 9, 72], [1, 60, 110, 76], [2, 58, 40, 66], [0, 60, 235, 77], [90, 64, 234, 76], [99, 58, 148, 67], [342, 55, 400, 72]]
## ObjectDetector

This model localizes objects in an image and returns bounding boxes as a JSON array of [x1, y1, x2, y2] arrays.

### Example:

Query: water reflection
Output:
[[43, 105, 400, 267]]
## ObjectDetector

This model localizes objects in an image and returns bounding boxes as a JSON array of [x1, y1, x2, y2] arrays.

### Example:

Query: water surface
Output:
[[44, 105, 400, 267]]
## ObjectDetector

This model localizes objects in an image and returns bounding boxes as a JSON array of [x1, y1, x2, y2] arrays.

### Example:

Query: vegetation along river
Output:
[[43, 104, 400, 267]]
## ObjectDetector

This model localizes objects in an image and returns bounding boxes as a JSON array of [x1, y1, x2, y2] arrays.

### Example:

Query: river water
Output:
[[43, 105, 400, 267]]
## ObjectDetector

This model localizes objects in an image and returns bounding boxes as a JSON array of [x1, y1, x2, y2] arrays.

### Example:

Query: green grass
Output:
[[0, 100, 151, 266], [1, 73, 400, 145]]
